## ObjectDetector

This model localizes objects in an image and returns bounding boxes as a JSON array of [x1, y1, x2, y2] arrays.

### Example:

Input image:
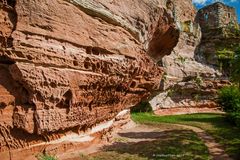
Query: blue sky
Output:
[[193, 0, 240, 22]]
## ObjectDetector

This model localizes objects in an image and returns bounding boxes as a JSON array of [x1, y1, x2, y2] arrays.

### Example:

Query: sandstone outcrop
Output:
[[149, 1, 228, 111], [0, 0, 179, 158], [150, 77, 230, 110]]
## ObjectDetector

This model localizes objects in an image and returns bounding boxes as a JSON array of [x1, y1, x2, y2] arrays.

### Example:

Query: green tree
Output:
[[231, 47, 240, 87], [216, 48, 234, 74]]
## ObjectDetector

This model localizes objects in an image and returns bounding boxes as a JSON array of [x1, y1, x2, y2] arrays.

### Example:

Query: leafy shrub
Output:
[[37, 154, 58, 160], [218, 85, 240, 126], [218, 86, 240, 112], [216, 48, 235, 73], [226, 112, 240, 127], [194, 75, 203, 87], [231, 47, 240, 86], [217, 48, 235, 60], [131, 101, 153, 113]]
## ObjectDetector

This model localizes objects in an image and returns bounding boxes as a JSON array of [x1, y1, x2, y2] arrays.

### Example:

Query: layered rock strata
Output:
[[0, 0, 179, 157]]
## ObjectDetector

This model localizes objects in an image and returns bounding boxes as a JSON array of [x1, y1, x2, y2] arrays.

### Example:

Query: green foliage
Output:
[[167, 88, 175, 97], [224, 26, 240, 37], [176, 55, 187, 64], [79, 153, 92, 160], [235, 46, 240, 55], [214, 45, 240, 149], [131, 113, 240, 158], [217, 48, 235, 60], [37, 154, 58, 160], [131, 101, 153, 113], [161, 72, 167, 82], [231, 47, 240, 86], [90, 152, 147, 160], [193, 94, 200, 102], [194, 75, 203, 87], [218, 86, 240, 112], [234, 29, 240, 36], [227, 112, 240, 127], [216, 46, 240, 80], [218, 85, 240, 126], [230, 26, 240, 37], [216, 48, 234, 73]]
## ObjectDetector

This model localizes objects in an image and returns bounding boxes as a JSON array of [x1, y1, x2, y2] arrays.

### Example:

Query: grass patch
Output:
[[89, 129, 209, 160], [84, 122, 210, 160], [90, 152, 147, 160], [132, 113, 240, 159], [36, 154, 57, 160]]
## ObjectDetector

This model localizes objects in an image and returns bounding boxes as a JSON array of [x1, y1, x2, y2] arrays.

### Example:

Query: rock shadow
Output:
[[98, 129, 209, 160], [0, 64, 30, 108]]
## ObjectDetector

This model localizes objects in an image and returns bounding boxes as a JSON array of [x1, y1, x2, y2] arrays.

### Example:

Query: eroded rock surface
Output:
[[0, 0, 179, 155], [149, 0, 228, 111]]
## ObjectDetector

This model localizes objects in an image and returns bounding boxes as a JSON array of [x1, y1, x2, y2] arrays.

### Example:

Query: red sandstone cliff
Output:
[[0, 0, 179, 157]]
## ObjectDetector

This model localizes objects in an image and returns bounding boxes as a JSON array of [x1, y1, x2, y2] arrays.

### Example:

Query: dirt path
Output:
[[112, 123, 232, 160], [171, 124, 232, 160], [60, 122, 232, 160]]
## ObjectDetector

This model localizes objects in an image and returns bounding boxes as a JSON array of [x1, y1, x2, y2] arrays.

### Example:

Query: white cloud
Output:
[[192, 0, 208, 5], [193, 0, 238, 5]]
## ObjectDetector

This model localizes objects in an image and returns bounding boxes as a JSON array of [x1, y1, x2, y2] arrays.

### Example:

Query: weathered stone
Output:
[[0, 0, 179, 156], [195, 2, 240, 66], [196, 2, 238, 30], [150, 78, 230, 110], [149, 1, 228, 112]]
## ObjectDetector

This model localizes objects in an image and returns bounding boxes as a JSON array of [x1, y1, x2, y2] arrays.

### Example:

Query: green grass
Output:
[[36, 154, 58, 160], [88, 128, 210, 160], [78, 113, 211, 160], [37, 113, 240, 160], [132, 113, 240, 159], [89, 152, 147, 160]]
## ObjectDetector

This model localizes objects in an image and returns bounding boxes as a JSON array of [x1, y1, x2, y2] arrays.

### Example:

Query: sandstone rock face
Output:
[[149, 0, 226, 111], [150, 78, 230, 110], [0, 0, 179, 155]]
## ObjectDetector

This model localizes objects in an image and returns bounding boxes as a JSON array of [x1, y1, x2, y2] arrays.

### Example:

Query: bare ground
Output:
[[59, 121, 232, 160]]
